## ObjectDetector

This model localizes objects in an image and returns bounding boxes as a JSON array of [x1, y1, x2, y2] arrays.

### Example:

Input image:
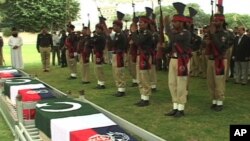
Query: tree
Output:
[[0, 0, 80, 32]]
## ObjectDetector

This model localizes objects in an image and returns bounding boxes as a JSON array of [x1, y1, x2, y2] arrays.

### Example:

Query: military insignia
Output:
[[107, 132, 130, 141], [179, 65, 186, 72], [96, 58, 101, 62], [88, 134, 112, 141], [221, 36, 226, 42], [36, 102, 82, 112], [180, 32, 184, 35], [115, 37, 118, 40]]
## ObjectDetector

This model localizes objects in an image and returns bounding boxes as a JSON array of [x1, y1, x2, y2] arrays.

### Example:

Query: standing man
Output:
[[65, 23, 78, 79], [78, 27, 92, 84], [164, 2, 191, 117], [131, 16, 153, 107], [59, 30, 67, 68], [8, 27, 24, 69], [52, 31, 61, 66], [36, 27, 53, 72], [0, 35, 3, 66], [93, 22, 106, 89], [111, 11, 127, 97], [232, 26, 250, 85], [206, 5, 229, 112]]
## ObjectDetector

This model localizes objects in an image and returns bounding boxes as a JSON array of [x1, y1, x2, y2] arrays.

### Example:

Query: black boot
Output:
[[134, 100, 149, 107], [214, 105, 223, 112], [174, 110, 185, 118], [165, 109, 178, 116], [114, 92, 125, 97], [210, 104, 217, 110]]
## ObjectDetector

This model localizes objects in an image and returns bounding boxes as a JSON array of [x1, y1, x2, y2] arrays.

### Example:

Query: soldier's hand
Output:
[[130, 24, 137, 33], [209, 24, 216, 34]]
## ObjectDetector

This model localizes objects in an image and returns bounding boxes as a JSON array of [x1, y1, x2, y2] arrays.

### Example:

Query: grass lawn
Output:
[[1, 44, 250, 141]]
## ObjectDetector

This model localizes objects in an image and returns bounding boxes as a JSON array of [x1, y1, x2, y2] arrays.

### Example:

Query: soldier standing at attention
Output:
[[36, 27, 53, 72], [93, 21, 106, 89], [65, 23, 78, 79], [110, 11, 127, 97], [78, 27, 92, 84], [131, 16, 153, 107], [206, 5, 229, 111], [164, 2, 191, 117]]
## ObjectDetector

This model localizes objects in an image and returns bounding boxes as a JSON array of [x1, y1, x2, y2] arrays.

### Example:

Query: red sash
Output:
[[175, 43, 191, 76], [211, 43, 224, 75], [95, 51, 103, 64], [116, 52, 124, 67], [65, 38, 74, 58], [139, 52, 151, 70], [81, 48, 91, 63]]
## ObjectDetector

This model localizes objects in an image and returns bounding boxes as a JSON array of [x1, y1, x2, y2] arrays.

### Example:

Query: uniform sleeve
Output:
[[36, 34, 40, 51]]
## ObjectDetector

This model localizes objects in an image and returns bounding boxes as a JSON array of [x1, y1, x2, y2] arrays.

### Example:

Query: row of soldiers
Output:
[[48, 2, 239, 118]]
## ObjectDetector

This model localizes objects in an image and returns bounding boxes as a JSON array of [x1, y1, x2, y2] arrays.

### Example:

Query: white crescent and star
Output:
[[36, 102, 82, 112]]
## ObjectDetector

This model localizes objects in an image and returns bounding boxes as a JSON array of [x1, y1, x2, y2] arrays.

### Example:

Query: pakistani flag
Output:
[[3, 78, 46, 105], [19, 88, 56, 120], [35, 98, 137, 141], [0, 69, 22, 78]]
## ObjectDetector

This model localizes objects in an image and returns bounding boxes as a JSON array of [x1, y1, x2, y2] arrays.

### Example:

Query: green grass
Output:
[[1, 44, 250, 141]]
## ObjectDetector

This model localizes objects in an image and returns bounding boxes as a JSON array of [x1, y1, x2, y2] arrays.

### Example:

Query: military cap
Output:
[[132, 16, 139, 23], [139, 16, 151, 24], [214, 4, 225, 21], [172, 2, 186, 22], [145, 7, 153, 18], [117, 11, 125, 21], [113, 11, 124, 28], [186, 7, 198, 23]]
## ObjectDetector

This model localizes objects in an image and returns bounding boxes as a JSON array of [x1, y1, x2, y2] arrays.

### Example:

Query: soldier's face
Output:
[[172, 21, 182, 29], [113, 24, 120, 32], [139, 21, 147, 30]]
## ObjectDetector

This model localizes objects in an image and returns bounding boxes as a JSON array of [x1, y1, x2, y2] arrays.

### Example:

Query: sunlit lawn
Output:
[[1, 44, 250, 141]]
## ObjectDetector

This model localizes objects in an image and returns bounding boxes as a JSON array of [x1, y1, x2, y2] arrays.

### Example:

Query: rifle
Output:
[[87, 13, 90, 29], [158, 0, 164, 44], [131, 0, 138, 24], [210, 0, 214, 23]]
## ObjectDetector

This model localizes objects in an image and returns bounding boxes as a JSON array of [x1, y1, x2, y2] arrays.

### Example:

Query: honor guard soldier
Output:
[[206, 5, 229, 111], [93, 17, 107, 89], [146, 8, 159, 92], [164, 2, 192, 117], [78, 26, 92, 84], [128, 17, 139, 87], [65, 23, 78, 79], [131, 15, 153, 107], [36, 27, 53, 72], [111, 11, 127, 97], [186, 7, 202, 77]]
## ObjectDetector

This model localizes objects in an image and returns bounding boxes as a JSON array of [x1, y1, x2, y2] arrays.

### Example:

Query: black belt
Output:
[[171, 56, 178, 59]]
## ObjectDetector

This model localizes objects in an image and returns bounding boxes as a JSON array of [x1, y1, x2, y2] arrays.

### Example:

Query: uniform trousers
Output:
[[127, 54, 137, 83], [112, 54, 126, 92], [190, 51, 200, 76], [93, 55, 105, 85], [168, 58, 190, 105], [207, 59, 227, 101], [80, 59, 90, 82], [66, 50, 77, 77], [150, 64, 157, 89], [39, 47, 51, 71], [200, 49, 207, 78]]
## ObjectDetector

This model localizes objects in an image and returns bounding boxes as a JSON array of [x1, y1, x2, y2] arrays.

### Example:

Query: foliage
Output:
[[2, 27, 11, 37], [225, 13, 250, 29], [0, 0, 80, 32]]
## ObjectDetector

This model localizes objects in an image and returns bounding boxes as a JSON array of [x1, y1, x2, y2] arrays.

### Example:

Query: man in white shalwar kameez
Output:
[[8, 27, 24, 69]]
